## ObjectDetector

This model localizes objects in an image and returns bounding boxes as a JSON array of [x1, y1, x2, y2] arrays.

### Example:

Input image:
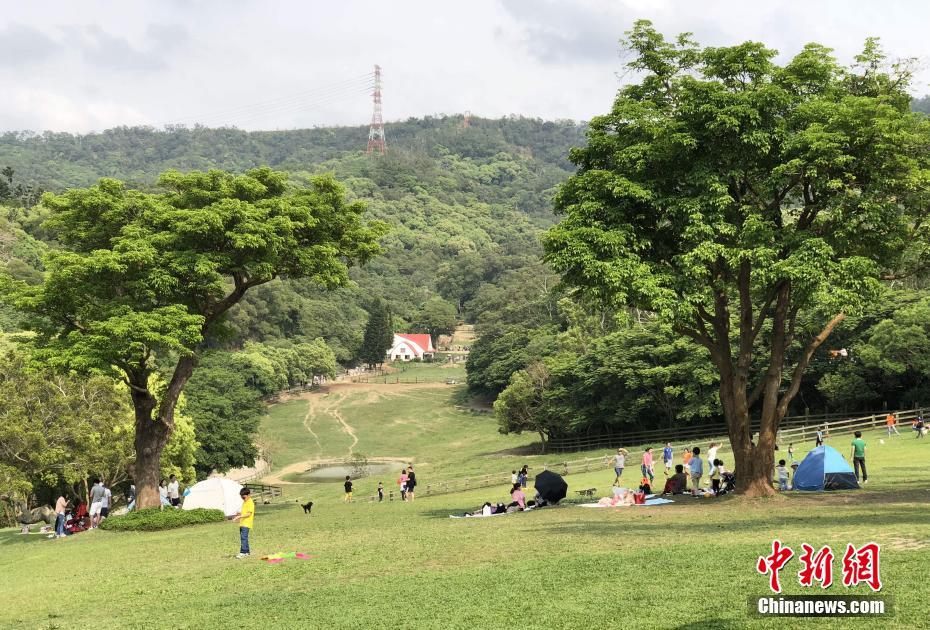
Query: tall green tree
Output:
[[412, 296, 458, 346], [358, 298, 393, 368], [4, 168, 383, 507], [544, 22, 930, 495]]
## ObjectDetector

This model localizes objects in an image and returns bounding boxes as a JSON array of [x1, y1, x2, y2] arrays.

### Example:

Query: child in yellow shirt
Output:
[[233, 487, 254, 559]]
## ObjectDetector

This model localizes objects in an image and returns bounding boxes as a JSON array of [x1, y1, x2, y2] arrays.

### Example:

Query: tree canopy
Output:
[[4, 167, 384, 506], [544, 21, 930, 494]]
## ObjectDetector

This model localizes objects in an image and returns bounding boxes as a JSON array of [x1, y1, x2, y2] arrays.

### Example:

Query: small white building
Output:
[[388, 333, 435, 361]]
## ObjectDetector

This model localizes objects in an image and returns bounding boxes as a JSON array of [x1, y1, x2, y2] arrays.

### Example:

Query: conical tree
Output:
[[359, 298, 394, 369]]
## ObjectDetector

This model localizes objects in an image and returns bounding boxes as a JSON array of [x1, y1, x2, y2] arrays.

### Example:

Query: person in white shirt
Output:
[[167, 475, 181, 507], [706, 443, 720, 486], [611, 448, 628, 484]]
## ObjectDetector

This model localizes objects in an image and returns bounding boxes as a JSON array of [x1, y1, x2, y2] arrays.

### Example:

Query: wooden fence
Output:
[[545, 410, 890, 453], [244, 483, 283, 502]]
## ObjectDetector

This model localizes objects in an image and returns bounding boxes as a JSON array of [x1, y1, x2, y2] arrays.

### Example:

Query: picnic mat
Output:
[[260, 551, 314, 564], [578, 497, 674, 508], [449, 506, 541, 519]]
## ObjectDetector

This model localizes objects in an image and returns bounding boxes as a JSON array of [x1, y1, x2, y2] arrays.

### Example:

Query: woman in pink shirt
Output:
[[641, 447, 655, 483], [509, 483, 526, 510]]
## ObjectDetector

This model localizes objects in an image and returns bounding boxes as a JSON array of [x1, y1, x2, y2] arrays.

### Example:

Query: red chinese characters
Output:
[[798, 544, 834, 588], [757, 540, 795, 593], [758, 541, 882, 592], [841, 543, 883, 591]]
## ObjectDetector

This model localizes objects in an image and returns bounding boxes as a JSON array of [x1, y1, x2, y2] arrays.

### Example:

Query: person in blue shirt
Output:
[[662, 442, 673, 476], [689, 446, 703, 496]]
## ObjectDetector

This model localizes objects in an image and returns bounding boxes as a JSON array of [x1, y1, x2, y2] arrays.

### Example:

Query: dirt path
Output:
[[262, 381, 446, 484]]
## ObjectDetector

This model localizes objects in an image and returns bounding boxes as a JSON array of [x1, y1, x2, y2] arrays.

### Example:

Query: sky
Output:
[[2, 0, 929, 133]]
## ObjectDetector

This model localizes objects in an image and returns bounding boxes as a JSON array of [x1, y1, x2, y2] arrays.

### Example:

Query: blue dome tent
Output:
[[793, 445, 860, 491]]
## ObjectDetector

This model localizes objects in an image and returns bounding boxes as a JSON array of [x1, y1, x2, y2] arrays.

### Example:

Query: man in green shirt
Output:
[[851, 431, 867, 484]]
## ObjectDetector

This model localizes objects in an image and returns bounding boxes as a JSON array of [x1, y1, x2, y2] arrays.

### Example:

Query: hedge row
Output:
[[100, 507, 226, 532]]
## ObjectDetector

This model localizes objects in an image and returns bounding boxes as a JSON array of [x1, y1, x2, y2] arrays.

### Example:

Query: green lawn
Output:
[[3, 388, 928, 629]]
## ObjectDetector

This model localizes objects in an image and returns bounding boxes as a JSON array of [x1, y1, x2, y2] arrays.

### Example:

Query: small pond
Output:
[[294, 462, 399, 483]]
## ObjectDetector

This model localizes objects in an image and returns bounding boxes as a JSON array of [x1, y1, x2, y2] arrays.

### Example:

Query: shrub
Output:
[[99, 507, 225, 532]]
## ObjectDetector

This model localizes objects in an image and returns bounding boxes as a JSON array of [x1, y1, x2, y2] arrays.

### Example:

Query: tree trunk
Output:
[[719, 369, 778, 498], [132, 355, 198, 508], [132, 387, 166, 509], [537, 430, 547, 454]]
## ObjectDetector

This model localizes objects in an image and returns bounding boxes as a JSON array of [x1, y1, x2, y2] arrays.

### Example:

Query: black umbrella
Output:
[[534, 470, 568, 504]]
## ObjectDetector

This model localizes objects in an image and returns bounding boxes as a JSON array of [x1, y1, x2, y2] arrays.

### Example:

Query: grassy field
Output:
[[3, 375, 929, 628]]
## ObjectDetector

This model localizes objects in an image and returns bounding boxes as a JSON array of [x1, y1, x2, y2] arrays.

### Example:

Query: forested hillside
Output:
[[0, 116, 585, 485], [0, 116, 585, 356]]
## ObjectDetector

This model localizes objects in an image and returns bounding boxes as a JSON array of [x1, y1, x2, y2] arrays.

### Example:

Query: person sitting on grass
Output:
[[509, 483, 526, 510], [775, 459, 790, 491], [662, 465, 688, 495]]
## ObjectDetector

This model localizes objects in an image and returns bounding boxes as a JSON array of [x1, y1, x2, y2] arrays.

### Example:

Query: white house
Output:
[[388, 333, 435, 361]]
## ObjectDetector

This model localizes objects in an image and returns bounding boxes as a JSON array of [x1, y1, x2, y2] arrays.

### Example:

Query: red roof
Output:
[[397, 334, 434, 352]]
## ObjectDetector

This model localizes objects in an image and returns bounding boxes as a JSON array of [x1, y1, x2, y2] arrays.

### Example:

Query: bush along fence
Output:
[[351, 409, 921, 503]]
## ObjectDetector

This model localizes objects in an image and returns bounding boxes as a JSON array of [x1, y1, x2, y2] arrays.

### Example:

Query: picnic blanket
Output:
[[260, 551, 314, 564], [449, 506, 540, 519], [578, 497, 674, 508]]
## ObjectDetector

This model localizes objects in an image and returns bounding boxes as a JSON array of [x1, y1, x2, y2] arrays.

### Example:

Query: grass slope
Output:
[[2, 381, 929, 629]]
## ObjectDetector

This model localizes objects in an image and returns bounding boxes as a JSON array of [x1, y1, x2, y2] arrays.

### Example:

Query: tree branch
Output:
[[776, 313, 846, 418]]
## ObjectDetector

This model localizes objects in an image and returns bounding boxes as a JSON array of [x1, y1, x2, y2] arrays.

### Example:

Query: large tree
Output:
[[5, 168, 383, 507], [544, 22, 930, 495]]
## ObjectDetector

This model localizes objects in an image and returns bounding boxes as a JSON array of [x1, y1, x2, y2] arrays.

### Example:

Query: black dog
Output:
[[301, 501, 313, 515]]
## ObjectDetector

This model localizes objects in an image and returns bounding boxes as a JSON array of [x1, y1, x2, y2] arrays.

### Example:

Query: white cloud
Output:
[[0, 0, 927, 132]]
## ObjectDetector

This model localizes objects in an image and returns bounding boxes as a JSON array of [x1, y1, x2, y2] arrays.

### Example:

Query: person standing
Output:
[[641, 448, 654, 483], [233, 487, 254, 559], [815, 427, 824, 447], [886, 413, 900, 436], [88, 479, 105, 528], [344, 476, 353, 502], [775, 459, 790, 491], [100, 483, 112, 522], [851, 431, 868, 484], [377, 481, 384, 502], [519, 465, 529, 489], [167, 475, 181, 508], [787, 443, 795, 464], [511, 470, 518, 485], [706, 443, 719, 485], [51, 494, 68, 539], [611, 448, 627, 484], [662, 443, 673, 475], [689, 447, 703, 496], [406, 466, 417, 502], [398, 469, 408, 501]]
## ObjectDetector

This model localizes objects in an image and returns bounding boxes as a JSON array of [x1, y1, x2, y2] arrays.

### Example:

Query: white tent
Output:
[[182, 478, 243, 517]]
